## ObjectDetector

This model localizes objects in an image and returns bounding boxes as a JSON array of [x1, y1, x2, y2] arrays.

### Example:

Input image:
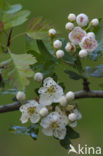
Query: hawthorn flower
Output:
[[59, 96, 68, 106], [65, 42, 76, 52], [20, 100, 41, 124], [79, 49, 88, 58], [48, 28, 56, 37], [69, 27, 86, 45], [65, 22, 74, 31], [16, 91, 26, 101], [56, 50, 64, 59], [34, 72, 43, 82], [76, 13, 88, 27], [91, 18, 99, 26], [40, 111, 68, 140], [53, 40, 62, 49], [38, 77, 64, 106], [80, 35, 98, 52], [39, 107, 48, 117], [87, 32, 95, 38], [68, 109, 82, 127], [68, 13, 76, 22], [66, 91, 75, 101]]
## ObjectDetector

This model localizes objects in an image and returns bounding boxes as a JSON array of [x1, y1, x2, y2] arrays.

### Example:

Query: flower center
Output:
[[28, 107, 36, 115], [84, 39, 93, 48], [50, 121, 59, 129], [47, 85, 56, 96]]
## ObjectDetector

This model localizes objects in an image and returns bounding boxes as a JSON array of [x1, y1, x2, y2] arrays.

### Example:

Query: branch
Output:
[[0, 102, 21, 113], [0, 90, 103, 113]]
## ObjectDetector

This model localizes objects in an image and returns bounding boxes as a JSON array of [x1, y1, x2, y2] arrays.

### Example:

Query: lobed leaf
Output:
[[26, 17, 51, 40], [0, 50, 36, 90], [26, 37, 57, 75], [3, 10, 30, 30]]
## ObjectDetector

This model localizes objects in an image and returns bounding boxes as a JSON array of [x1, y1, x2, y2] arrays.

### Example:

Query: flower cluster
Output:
[[48, 13, 99, 59], [17, 77, 82, 140]]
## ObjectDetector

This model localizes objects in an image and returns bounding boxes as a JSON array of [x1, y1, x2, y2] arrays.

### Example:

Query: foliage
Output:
[[0, 0, 103, 151], [0, 50, 36, 90], [10, 124, 39, 140]]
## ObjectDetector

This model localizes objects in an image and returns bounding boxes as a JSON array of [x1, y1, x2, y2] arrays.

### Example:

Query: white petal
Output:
[[73, 109, 82, 120], [40, 117, 50, 128], [27, 100, 39, 107], [54, 127, 66, 140], [38, 87, 47, 94], [39, 94, 52, 106], [70, 121, 77, 127], [53, 91, 64, 103], [20, 112, 29, 124], [42, 128, 53, 136], [30, 114, 40, 123], [43, 77, 56, 87], [55, 107, 68, 125]]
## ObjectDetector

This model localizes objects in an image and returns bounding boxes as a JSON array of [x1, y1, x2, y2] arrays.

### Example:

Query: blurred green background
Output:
[[0, 0, 103, 156]]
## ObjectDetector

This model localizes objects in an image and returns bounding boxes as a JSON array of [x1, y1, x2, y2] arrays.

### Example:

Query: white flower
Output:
[[40, 111, 68, 140], [87, 32, 95, 38], [34, 72, 43, 82], [56, 50, 64, 59], [91, 18, 99, 26], [79, 49, 88, 58], [65, 22, 74, 31], [65, 42, 76, 52], [66, 91, 75, 101], [39, 107, 48, 117], [48, 28, 56, 37], [20, 100, 41, 124], [38, 77, 64, 106], [76, 13, 88, 27], [59, 96, 68, 106], [16, 91, 26, 101], [68, 113, 77, 122], [53, 40, 62, 49], [69, 27, 86, 45], [80, 35, 98, 52], [69, 109, 82, 128], [68, 13, 76, 22]]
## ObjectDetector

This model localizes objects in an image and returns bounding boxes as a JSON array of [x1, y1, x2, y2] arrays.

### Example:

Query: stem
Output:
[[82, 78, 90, 92], [6, 28, 13, 53], [1, 90, 103, 113]]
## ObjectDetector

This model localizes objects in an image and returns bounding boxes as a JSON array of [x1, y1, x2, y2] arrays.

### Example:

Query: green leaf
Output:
[[60, 126, 80, 149], [0, 50, 36, 90], [65, 70, 82, 80], [10, 124, 39, 140], [3, 10, 30, 30], [26, 37, 57, 75], [84, 65, 103, 78], [5, 4, 22, 14], [67, 126, 80, 139], [26, 17, 51, 40]]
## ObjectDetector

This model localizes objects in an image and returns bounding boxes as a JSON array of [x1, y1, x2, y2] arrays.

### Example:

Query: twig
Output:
[[6, 28, 13, 53], [82, 78, 90, 91], [1, 90, 103, 113]]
